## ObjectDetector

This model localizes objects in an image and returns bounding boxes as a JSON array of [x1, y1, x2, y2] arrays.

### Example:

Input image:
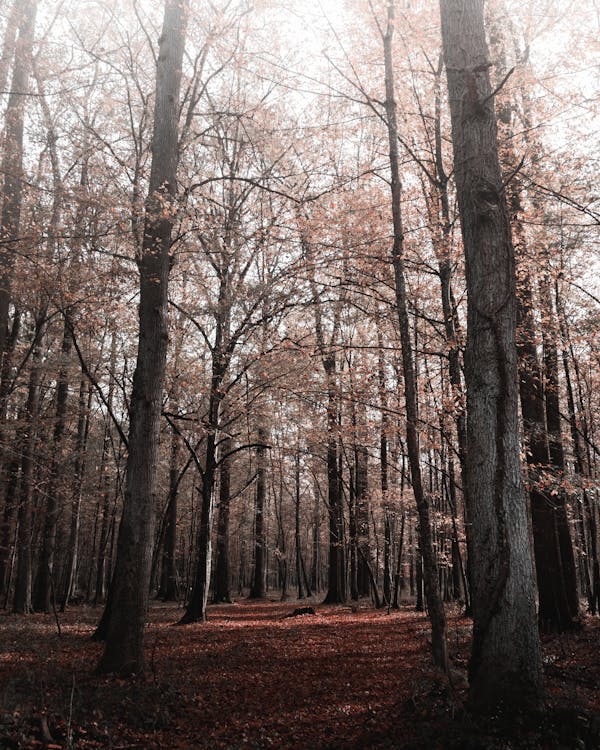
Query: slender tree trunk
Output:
[[355, 422, 370, 598], [430, 57, 473, 609], [213, 436, 232, 604], [0, 311, 21, 593], [97, 0, 188, 674], [538, 272, 579, 619], [311, 472, 320, 592], [179, 392, 220, 622], [381, 0, 448, 671], [557, 285, 598, 611], [60, 377, 92, 609], [249, 426, 268, 599], [392, 511, 405, 609], [13, 317, 43, 613], [33, 318, 71, 612], [515, 262, 574, 632], [440, 0, 543, 710], [377, 330, 393, 606], [159, 423, 181, 601], [294, 450, 309, 599], [348, 465, 358, 601]]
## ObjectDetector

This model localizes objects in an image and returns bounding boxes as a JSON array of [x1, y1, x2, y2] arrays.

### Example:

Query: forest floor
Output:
[[0, 598, 599, 749]]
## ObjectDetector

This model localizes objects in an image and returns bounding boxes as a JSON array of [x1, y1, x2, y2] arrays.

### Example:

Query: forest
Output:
[[0, 0, 599, 747]]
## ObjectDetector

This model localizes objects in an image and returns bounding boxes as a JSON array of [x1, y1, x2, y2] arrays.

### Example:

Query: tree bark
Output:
[[382, 0, 448, 671], [33, 317, 71, 612], [179, 383, 222, 622], [213, 436, 232, 604], [60, 377, 92, 609], [97, 0, 188, 675], [0, 0, 37, 361], [159, 420, 181, 602], [440, 0, 543, 711], [13, 316, 43, 613], [249, 426, 268, 599]]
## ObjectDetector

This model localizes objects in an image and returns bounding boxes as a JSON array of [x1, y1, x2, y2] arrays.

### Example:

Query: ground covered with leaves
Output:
[[0, 599, 599, 749]]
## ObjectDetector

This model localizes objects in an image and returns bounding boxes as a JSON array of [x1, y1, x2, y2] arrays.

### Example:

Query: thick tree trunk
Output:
[[0, 0, 37, 362], [0, 1, 22, 97], [97, 0, 187, 675], [440, 0, 543, 711], [382, 0, 448, 671]]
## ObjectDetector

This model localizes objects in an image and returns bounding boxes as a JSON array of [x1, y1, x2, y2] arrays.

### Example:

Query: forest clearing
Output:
[[1, 599, 599, 749], [1, 0, 600, 746]]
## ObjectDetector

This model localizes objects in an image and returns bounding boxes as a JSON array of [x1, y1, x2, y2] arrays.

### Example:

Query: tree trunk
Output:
[[440, 0, 543, 710], [213, 436, 232, 604], [60, 377, 92, 609], [355, 431, 370, 598], [538, 272, 579, 620], [322, 371, 346, 603], [311, 471, 320, 593], [294, 450, 310, 599], [382, 0, 448, 671], [249, 426, 268, 599], [392, 511, 405, 610], [97, 0, 188, 675], [33, 317, 72, 612], [13, 316, 43, 613], [0, 0, 37, 362], [159, 423, 181, 601], [557, 283, 600, 613], [179, 394, 220, 622], [0, 311, 21, 594], [515, 262, 575, 632]]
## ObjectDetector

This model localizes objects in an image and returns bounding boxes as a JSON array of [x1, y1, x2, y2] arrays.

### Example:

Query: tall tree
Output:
[[249, 424, 268, 599], [0, 0, 37, 363], [381, 0, 448, 671], [97, 0, 188, 675], [440, 0, 543, 710]]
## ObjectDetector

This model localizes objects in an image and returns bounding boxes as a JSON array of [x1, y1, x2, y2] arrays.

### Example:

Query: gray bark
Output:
[[97, 0, 188, 674], [0, 0, 36, 361], [440, 0, 543, 711]]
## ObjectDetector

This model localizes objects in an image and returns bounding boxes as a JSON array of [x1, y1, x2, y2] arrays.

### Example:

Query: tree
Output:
[[0, 0, 37, 363], [381, 0, 448, 672], [440, 0, 543, 711], [97, 0, 188, 675]]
